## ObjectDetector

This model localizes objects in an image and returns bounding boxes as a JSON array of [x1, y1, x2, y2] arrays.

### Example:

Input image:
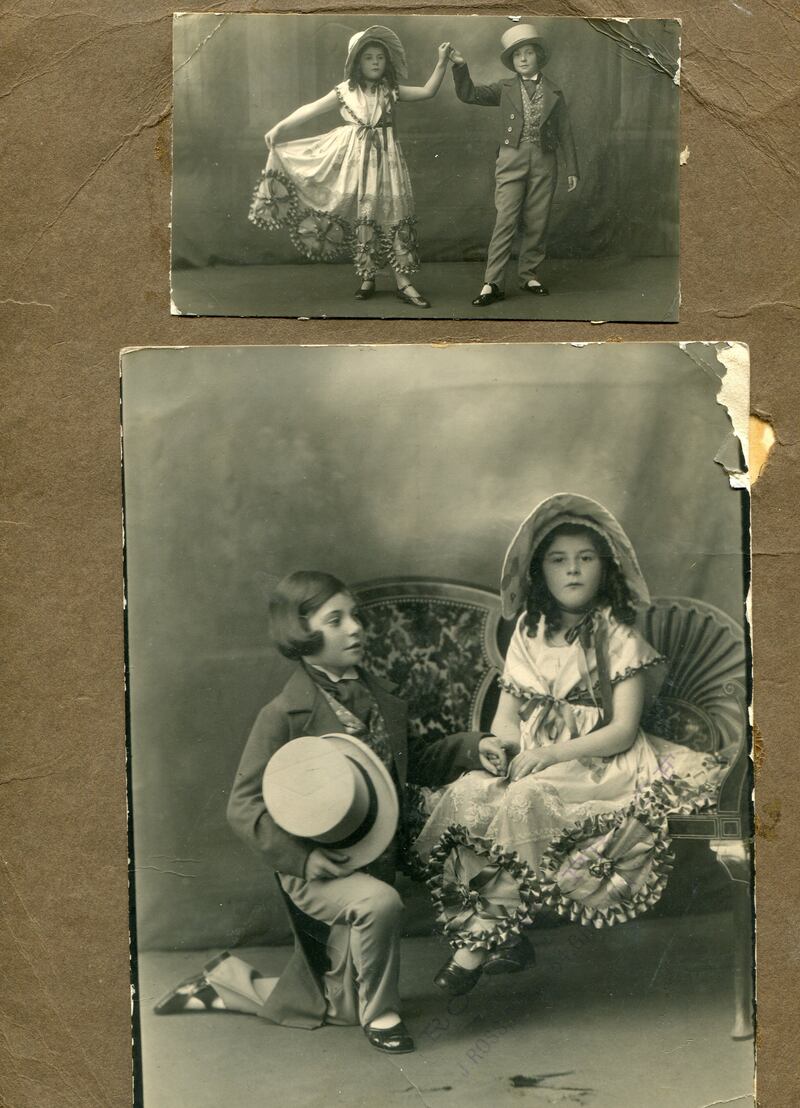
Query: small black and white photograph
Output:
[[170, 14, 681, 321], [122, 342, 753, 1108]]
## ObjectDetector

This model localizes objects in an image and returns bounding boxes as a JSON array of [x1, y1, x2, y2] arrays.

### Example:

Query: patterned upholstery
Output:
[[353, 578, 751, 843], [355, 580, 504, 739]]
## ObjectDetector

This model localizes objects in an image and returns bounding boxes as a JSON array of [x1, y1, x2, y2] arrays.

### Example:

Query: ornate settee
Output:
[[353, 577, 753, 1039]]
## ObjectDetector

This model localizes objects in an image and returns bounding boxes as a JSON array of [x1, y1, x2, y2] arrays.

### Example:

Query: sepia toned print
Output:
[[171, 14, 681, 321], [122, 344, 753, 1107]]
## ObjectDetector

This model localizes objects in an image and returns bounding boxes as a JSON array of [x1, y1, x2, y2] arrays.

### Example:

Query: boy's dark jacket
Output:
[[227, 664, 484, 1027], [453, 62, 579, 178]]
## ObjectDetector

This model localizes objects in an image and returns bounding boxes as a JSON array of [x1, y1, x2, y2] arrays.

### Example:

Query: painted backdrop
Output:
[[172, 14, 680, 269]]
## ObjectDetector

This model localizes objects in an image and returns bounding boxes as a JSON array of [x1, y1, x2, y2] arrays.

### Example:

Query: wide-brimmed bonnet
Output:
[[500, 493, 651, 619], [344, 26, 408, 80]]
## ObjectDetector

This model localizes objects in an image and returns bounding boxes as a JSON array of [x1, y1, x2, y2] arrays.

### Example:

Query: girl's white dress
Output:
[[414, 610, 725, 944], [249, 81, 419, 278]]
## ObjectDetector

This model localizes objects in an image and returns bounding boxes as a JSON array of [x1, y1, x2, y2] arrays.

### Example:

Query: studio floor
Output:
[[136, 910, 753, 1108], [169, 257, 679, 322]]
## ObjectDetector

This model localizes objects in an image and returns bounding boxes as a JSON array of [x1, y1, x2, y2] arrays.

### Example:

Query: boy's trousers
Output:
[[205, 871, 404, 1027], [485, 142, 558, 288]]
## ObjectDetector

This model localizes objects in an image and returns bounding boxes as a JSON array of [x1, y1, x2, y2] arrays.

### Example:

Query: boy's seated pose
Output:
[[450, 25, 579, 305]]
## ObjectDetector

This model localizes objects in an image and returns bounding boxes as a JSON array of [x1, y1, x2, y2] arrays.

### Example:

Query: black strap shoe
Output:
[[363, 1020, 415, 1054], [355, 279, 376, 300], [483, 935, 536, 976], [472, 283, 504, 307], [433, 957, 483, 996], [521, 280, 549, 295], [396, 284, 431, 308]]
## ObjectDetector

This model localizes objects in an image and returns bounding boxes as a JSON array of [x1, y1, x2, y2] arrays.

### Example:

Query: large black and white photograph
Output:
[[122, 343, 753, 1107], [171, 15, 681, 321]]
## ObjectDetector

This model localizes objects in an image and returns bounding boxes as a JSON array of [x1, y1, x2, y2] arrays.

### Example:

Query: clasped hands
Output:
[[478, 735, 560, 781]]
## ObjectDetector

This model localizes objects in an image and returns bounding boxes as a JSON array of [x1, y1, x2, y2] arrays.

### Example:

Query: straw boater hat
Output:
[[263, 733, 399, 869], [344, 26, 408, 80], [499, 23, 549, 71], [499, 493, 651, 620]]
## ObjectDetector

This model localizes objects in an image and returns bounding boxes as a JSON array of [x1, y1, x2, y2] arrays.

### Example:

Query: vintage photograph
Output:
[[171, 14, 681, 321], [122, 343, 753, 1107]]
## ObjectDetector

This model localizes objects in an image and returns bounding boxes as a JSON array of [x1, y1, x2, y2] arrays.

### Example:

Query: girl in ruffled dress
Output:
[[415, 494, 725, 996], [249, 26, 451, 308]]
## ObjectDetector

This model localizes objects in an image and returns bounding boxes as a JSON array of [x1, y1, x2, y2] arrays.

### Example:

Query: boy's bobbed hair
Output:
[[524, 522, 637, 636], [269, 570, 350, 660], [347, 41, 399, 91]]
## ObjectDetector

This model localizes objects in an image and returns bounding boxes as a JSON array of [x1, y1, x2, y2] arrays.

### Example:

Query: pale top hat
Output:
[[499, 493, 651, 620], [344, 25, 408, 80], [263, 733, 399, 869], [500, 23, 549, 71]]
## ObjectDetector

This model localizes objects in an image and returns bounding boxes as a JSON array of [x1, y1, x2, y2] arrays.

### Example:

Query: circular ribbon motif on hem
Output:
[[539, 807, 674, 928], [425, 825, 539, 951], [249, 170, 298, 229]]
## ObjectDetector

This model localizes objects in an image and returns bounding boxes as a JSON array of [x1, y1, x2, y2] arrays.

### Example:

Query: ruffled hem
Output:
[[424, 826, 539, 952], [537, 806, 674, 927], [248, 169, 420, 277], [418, 770, 720, 942]]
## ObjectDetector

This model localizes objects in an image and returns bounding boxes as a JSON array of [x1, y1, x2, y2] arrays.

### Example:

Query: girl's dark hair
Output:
[[269, 570, 350, 660], [524, 523, 636, 637], [347, 41, 399, 91]]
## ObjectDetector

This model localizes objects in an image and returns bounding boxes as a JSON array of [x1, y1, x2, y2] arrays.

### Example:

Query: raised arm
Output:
[[265, 88, 339, 148], [397, 42, 451, 102], [509, 673, 645, 781], [449, 51, 502, 107]]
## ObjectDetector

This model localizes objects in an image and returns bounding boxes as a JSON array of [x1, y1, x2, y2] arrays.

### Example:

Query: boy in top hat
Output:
[[449, 24, 579, 305], [153, 572, 506, 1055]]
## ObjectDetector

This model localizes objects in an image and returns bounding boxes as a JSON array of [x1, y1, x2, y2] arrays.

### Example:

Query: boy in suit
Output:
[[153, 571, 506, 1054], [450, 24, 579, 305]]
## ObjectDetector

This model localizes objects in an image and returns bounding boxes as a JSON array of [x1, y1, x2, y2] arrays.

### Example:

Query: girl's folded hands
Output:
[[508, 745, 561, 782]]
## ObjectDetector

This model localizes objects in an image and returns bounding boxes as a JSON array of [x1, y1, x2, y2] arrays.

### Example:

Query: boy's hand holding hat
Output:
[[262, 732, 400, 878]]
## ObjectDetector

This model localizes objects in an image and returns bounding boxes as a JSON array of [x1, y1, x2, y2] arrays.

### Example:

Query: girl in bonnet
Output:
[[415, 494, 725, 996], [249, 26, 452, 308]]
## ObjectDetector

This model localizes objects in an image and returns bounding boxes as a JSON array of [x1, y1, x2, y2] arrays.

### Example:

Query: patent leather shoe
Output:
[[363, 1020, 415, 1054], [483, 935, 536, 976], [153, 950, 229, 1014], [354, 279, 375, 300], [433, 957, 482, 996], [472, 283, 504, 307], [396, 284, 430, 308]]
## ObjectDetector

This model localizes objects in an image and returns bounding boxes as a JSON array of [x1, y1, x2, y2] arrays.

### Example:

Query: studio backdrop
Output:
[[172, 14, 680, 270], [122, 344, 746, 953]]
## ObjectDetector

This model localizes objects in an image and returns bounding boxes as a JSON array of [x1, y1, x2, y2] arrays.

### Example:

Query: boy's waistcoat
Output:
[[453, 63, 579, 178]]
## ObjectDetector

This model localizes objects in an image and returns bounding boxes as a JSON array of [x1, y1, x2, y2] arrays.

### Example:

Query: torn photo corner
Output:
[[169, 12, 681, 322], [121, 341, 754, 1108]]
